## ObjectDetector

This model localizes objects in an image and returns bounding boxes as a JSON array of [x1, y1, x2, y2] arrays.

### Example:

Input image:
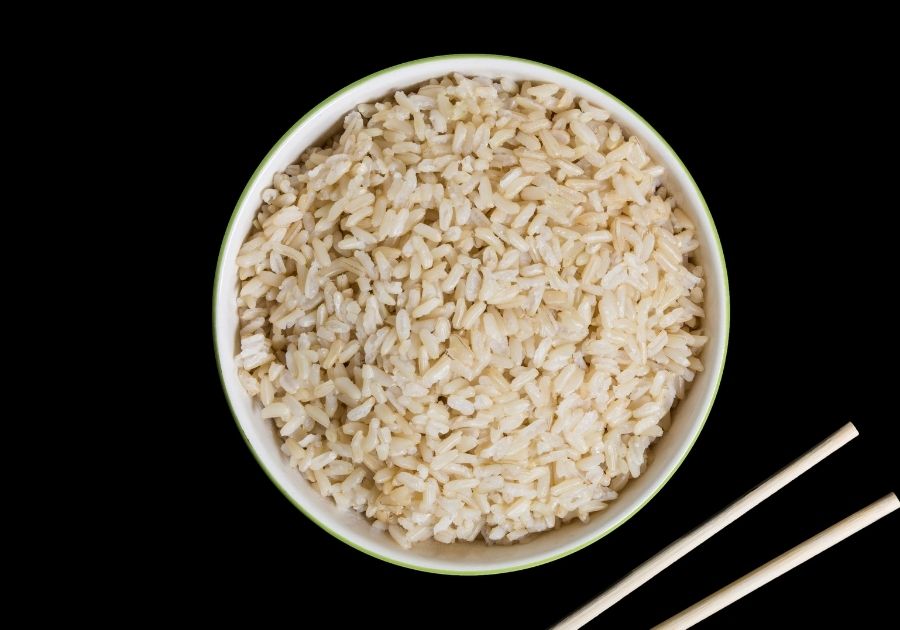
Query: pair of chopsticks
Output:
[[554, 423, 898, 629]]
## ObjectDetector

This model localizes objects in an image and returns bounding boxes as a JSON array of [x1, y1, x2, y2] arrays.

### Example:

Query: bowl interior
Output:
[[213, 56, 727, 574]]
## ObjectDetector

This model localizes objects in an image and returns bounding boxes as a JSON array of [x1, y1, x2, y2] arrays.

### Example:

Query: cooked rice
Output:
[[234, 74, 707, 548]]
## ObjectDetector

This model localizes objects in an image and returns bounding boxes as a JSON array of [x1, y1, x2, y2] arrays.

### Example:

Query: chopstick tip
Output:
[[843, 421, 859, 438]]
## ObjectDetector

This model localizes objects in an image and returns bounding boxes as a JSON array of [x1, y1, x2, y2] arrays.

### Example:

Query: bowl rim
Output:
[[213, 53, 730, 575]]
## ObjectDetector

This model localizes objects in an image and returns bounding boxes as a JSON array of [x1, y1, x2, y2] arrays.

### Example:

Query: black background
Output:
[[179, 41, 898, 628]]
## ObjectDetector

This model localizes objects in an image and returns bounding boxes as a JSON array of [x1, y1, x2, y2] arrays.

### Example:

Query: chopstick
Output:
[[653, 493, 899, 629], [553, 422, 859, 630]]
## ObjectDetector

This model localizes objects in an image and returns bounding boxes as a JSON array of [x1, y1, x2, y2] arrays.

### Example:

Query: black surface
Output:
[[180, 43, 897, 628]]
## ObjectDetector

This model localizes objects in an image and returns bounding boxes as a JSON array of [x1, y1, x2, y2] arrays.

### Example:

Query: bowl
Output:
[[213, 54, 729, 574]]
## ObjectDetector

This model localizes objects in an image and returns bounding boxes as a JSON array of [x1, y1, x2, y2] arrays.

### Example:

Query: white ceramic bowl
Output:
[[214, 54, 729, 574]]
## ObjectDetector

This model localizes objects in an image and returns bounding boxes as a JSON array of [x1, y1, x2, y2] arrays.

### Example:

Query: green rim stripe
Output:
[[213, 54, 730, 575]]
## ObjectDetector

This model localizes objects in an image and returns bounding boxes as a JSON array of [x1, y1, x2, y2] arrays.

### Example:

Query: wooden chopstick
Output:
[[653, 493, 899, 629], [553, 422, 859, 630]]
